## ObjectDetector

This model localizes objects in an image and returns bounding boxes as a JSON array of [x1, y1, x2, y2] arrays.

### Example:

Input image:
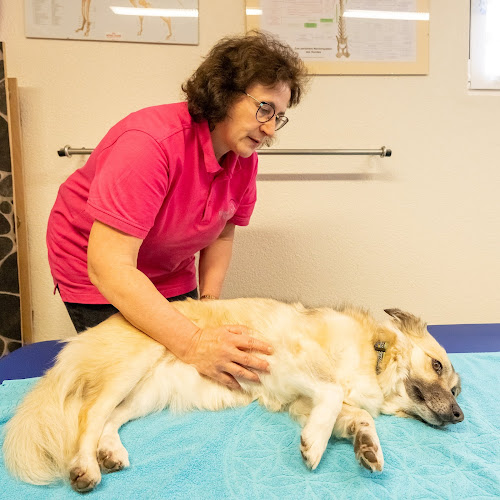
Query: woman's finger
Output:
[[216, 371, 241, 390], [223, 325, 273, 354], [231, 350, 270, 373], [225, 325, 248, 335], [225, 325, 266, 337], [231, 334, 273, 355], [226, 362, 261, 383]]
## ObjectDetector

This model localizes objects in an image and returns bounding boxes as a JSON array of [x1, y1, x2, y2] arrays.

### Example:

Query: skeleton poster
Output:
[[24, 0, 199, 45], [246, 0, 429, 74]]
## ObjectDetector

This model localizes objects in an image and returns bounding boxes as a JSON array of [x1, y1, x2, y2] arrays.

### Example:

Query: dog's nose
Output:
[[450, 403, 464, 423]]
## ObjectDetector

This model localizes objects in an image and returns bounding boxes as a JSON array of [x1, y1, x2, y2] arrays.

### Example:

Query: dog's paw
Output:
[[354, 431, 384, 472], [300, 429, 328, 470], [69, 458, 101, 492], [97, 445, 130, 473], [97, 434, 130, 473]]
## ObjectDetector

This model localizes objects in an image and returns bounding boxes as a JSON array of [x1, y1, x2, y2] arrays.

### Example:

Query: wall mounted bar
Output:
[[58, 145, 392, 158]]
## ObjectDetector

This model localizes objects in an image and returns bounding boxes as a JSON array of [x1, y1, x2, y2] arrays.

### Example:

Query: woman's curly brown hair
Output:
[[182, 31, 308, 126]]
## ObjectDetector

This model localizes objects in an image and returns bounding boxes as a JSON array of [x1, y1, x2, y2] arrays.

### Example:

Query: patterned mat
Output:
[[0, 352, 499, 499]]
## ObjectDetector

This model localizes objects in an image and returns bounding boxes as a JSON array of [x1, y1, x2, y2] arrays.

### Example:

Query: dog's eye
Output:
[[451, 387, 456, 396], [432, 359, 442, 375]]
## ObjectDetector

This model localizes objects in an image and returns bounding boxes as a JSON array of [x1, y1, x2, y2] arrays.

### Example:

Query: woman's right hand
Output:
[[182, 325, 273, 390]]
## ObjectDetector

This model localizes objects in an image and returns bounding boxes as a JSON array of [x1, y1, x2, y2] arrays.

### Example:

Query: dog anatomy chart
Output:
[[246, 0, 429, 74], [24, 0, 199, 45]]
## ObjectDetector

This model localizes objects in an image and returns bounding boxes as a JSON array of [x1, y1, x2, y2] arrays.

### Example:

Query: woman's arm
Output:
[[198, 222, 235, 299], [87, 220, 272, 389]]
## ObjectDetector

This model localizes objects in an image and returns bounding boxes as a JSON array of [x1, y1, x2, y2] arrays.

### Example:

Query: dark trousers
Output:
[[64, 288, 198, 333]]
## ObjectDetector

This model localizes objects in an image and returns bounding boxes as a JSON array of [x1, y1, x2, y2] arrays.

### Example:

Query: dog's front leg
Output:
[[298, 382, 343, 470], [332, 404, 384, 472]]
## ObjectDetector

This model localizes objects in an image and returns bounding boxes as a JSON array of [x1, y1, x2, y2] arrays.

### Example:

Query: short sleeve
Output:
[[86, 131, 169, 239]]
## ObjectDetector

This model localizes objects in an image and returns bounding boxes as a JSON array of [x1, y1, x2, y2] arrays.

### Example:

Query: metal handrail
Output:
[[58, 145, 392, 158]]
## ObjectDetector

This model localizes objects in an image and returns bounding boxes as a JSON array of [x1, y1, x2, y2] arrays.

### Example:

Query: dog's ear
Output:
[[384, 308, 414, 323], [384, 308, 426, 337]]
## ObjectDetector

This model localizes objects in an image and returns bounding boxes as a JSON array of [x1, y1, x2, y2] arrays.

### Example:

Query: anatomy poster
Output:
[[246, 0, 429, 74], [25, 0, 199, 45]]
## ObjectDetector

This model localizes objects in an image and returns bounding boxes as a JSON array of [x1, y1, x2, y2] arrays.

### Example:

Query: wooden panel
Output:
[[7, 77, 33, 344], [0, 43, 22, 356]]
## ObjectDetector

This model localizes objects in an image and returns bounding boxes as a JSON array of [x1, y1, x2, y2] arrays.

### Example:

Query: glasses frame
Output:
[[245, 93, 289, 131]]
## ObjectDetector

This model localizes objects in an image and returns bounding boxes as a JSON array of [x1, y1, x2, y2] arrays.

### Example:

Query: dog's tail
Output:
[[3, 339, 87, 485], [3, 315, 167, 485]]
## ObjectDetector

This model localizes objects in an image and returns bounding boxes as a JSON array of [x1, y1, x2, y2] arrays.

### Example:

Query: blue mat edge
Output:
[[1, 324, 499, 384]]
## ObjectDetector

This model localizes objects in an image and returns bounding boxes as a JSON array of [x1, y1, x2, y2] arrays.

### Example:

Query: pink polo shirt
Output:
[[47, 102, 258, 303]]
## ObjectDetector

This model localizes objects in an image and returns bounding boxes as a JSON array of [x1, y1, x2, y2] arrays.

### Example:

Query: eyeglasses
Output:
[[245, 93, 289, 131]]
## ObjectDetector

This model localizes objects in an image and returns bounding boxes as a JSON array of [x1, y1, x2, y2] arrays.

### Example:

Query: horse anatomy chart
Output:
[[25, 0, 199, 45]]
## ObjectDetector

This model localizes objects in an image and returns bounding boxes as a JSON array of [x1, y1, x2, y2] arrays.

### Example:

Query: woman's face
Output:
[[210, 82, 292, 161]]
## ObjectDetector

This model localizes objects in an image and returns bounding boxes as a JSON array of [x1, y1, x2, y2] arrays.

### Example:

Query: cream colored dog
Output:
[[3, 298, 463, 493]]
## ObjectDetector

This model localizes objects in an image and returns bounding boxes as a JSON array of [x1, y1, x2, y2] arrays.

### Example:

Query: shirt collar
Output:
[[198, 120, 239, 177]]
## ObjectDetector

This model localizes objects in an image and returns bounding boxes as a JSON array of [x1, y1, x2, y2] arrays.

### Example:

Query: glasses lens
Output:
[[256, 103, 275, 122], [275, 116, 289, 131]]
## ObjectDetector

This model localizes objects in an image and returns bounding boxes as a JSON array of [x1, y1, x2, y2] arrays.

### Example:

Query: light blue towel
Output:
[[1, 353, 499, 500]]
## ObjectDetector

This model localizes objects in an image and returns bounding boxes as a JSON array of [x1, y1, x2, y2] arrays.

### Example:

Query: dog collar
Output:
[[374, 341, 387, 374]]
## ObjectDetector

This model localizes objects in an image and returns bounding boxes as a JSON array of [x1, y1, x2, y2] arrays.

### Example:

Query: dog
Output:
[[3, 298, 464, 492]]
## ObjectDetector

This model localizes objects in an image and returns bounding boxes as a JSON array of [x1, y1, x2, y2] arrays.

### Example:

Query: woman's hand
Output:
[[182, 325, 273, 390]]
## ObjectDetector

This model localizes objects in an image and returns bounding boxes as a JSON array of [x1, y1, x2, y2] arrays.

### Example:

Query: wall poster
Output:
[[246, 0, 430, 75], [25, 0, 199, 45]]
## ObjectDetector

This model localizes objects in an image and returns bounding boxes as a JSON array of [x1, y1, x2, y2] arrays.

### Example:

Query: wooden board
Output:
[[7, 77, 33, 344]]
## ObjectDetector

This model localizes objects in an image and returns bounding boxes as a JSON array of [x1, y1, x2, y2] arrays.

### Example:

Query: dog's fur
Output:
[[3, 298, 464, 492]]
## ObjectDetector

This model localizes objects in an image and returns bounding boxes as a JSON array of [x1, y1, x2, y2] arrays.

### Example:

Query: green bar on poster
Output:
[[304, 23, 317, 28]]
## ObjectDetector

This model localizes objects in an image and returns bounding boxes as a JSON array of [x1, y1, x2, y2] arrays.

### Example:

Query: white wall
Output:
[[1, 1, 499, 342]]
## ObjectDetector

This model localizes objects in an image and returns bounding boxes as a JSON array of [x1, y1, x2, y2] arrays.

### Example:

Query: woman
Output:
[[46, 31, 308, 389]]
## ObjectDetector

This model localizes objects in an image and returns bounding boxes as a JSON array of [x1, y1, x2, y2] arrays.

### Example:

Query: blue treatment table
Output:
[[0, 325, 499, 500], [1, 324, 498, 384]]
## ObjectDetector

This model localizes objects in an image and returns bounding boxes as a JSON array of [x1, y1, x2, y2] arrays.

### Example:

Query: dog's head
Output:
[[384, 308, 464, 427]]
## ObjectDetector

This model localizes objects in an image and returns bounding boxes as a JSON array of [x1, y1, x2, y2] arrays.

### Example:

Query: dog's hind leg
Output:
[[293, 381, 344, 470], [96, 406, 136, 474], [69, 380, 147, 492], [97, 412, 130, 474], [69, 350, 165, 492], [97, 377, 169, 474], [332, 404, 384, 472]]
